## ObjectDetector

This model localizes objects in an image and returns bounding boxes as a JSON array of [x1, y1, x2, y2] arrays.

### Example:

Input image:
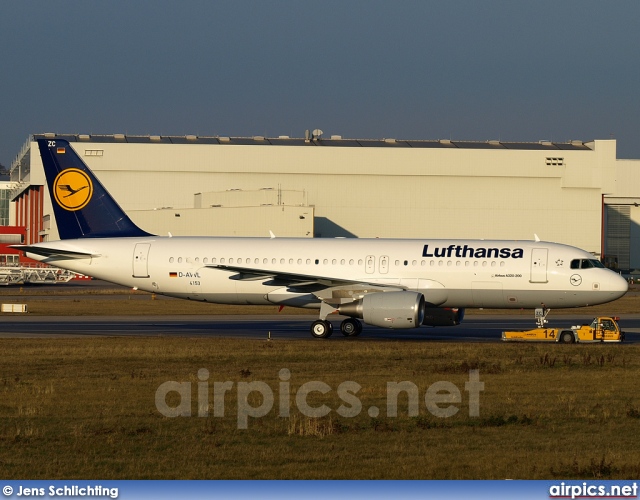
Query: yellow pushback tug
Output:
[[502, 308, 624, 343]]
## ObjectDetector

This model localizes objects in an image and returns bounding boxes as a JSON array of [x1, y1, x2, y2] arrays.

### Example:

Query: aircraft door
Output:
[[530, 248, 548, 283], [133, 243, 151, 278]]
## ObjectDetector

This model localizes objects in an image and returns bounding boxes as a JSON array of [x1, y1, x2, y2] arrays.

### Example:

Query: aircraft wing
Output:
[[206, 264, 405, 291]]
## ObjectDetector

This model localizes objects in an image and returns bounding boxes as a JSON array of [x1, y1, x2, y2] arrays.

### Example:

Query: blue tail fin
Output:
[[38, 139, 152, 239]]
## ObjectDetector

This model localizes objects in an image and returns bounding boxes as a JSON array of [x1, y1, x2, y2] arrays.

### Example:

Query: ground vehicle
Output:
[[502, 311, 624, 343]]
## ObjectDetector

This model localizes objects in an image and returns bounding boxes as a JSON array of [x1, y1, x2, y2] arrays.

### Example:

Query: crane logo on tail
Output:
[[53, 168, 93, 211]]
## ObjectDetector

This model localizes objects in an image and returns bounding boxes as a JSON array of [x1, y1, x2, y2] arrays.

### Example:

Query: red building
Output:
[[0, 226, 28, 266], [13, 186, 45, 245], [0, 226, 43, 267]]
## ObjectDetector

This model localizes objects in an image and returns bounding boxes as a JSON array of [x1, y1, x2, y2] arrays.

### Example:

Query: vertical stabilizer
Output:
[[38, 139, 152, 239]]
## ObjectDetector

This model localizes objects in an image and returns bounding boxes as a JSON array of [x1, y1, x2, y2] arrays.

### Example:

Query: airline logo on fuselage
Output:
[[53, 168, 93, 211], [422, 244, 524, 259]]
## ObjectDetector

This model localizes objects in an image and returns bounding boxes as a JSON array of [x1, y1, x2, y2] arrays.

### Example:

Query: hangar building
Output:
[[7, 132, 640, 273]]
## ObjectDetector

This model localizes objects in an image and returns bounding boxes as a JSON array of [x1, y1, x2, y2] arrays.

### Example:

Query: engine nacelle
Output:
[[338, 291, 425, 329], [422, 307, 465, 327]]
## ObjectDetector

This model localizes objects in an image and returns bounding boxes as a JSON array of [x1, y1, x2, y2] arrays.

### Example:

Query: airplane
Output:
[[14, 139, 628, 338]]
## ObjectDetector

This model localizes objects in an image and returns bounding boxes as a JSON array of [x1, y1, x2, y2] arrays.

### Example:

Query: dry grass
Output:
[[1, 298, 313, 316], [0, 285, 636, 316], [1, 338, 640, 479]]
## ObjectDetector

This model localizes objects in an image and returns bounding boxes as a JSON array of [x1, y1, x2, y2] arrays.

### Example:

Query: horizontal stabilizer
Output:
[[11, 245, 97, 259]]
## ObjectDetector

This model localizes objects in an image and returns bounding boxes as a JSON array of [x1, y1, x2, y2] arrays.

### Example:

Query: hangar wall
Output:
[[129, 205, 314, 238], [9, 135, 618, 260], [604, 159, 640, 271]]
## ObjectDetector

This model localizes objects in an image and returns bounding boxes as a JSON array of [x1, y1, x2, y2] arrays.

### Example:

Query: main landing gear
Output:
[[309, 318, 362, 338], [339, 318, 362, 337], [310, 320, 333, 338]]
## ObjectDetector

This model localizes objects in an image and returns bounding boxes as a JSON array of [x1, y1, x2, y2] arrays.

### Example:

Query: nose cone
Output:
[[606, 271, 629, 301]]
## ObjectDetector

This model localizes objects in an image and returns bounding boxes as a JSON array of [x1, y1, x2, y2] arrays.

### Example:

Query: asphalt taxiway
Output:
[[1, 314, 639, 342]]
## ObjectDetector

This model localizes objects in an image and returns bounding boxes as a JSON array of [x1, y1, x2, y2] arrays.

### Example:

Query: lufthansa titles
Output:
[[422, 244, 524, 259]]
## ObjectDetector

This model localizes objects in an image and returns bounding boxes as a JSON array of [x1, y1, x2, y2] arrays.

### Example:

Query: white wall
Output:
[[19, 137, 617, 255]]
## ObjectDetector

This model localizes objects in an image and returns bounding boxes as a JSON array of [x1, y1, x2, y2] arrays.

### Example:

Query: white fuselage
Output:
[[26, 237, 628, 310]]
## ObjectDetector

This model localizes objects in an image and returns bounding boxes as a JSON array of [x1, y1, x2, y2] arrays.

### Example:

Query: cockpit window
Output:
[[571, 259, 605, 269]]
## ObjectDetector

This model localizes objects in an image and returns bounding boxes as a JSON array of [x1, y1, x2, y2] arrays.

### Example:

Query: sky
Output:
[[1, 0, 640, 168]]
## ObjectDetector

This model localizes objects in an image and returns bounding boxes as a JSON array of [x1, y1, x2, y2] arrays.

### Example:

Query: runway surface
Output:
[[1, 314, 639, 342]]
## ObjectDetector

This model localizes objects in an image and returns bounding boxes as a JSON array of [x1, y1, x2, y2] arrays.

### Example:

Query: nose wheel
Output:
[[310, 320, 333, 338], [340, 318, 362, 337]]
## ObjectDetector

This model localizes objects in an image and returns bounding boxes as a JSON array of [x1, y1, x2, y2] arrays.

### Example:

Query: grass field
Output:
[[1, 337, 640, 479], [0, 284, 637, 316]]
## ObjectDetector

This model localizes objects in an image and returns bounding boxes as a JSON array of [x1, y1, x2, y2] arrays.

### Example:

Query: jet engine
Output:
[[338, 291, 425, 329], [422, 307, 465, 326]]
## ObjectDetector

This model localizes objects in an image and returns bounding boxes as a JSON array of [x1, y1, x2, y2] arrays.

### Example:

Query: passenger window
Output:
[[169, 257, 174, 263]]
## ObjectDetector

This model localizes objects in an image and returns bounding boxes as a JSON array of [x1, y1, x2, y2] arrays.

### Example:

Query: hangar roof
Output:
[[33, 133, 593, 151]]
